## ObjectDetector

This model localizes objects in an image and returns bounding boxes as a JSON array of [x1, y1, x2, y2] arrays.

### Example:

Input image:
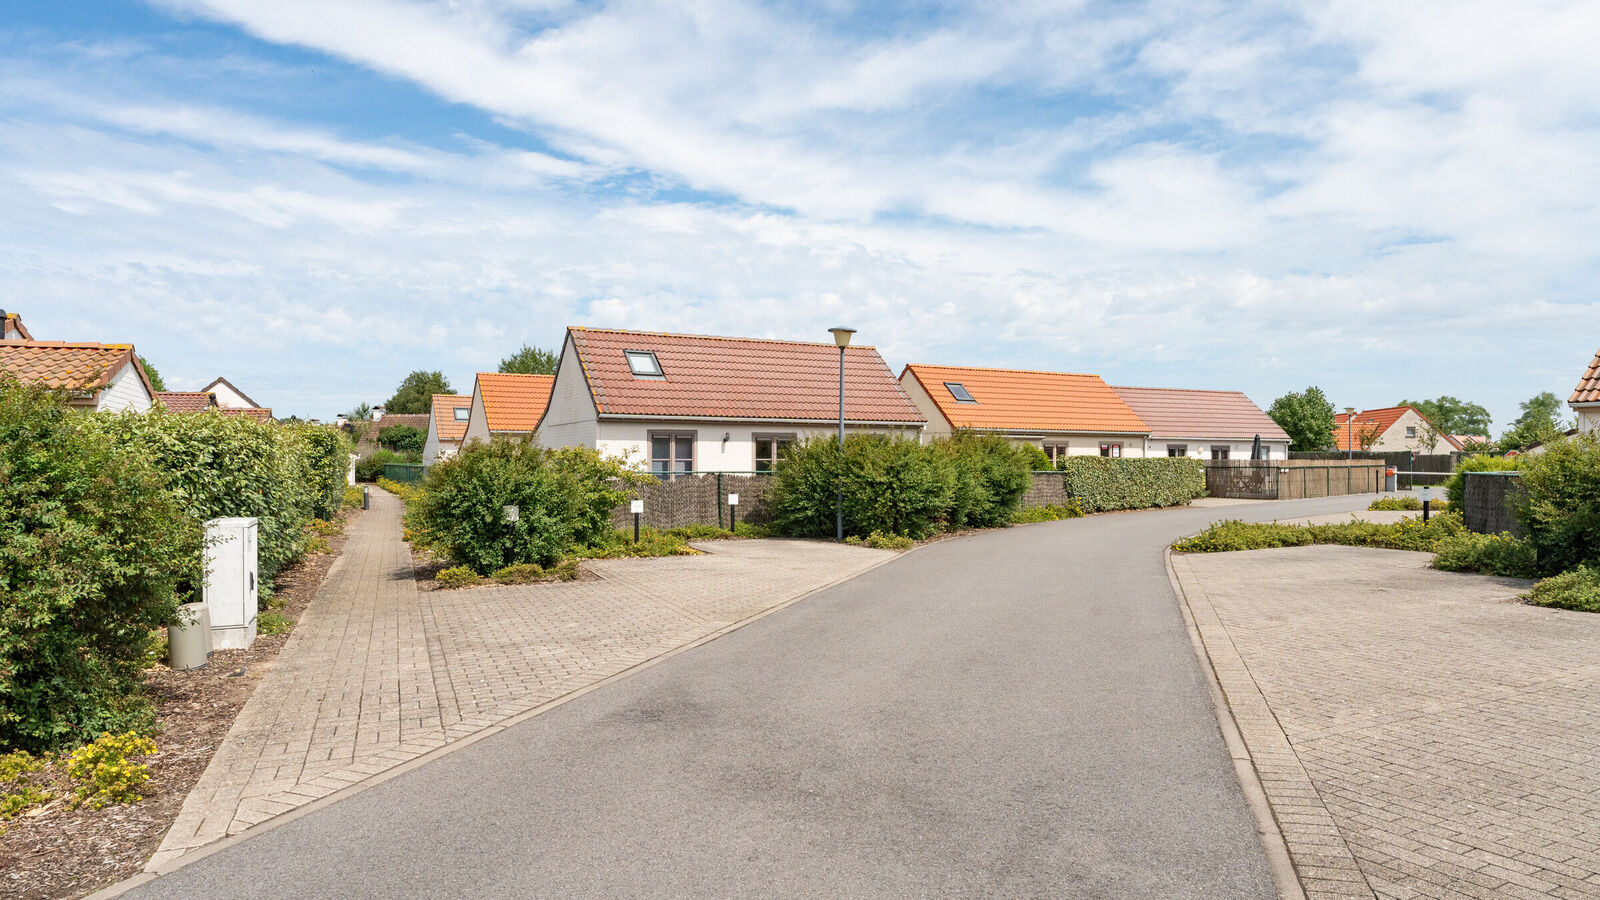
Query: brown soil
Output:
[[0, 507, 361, 900]]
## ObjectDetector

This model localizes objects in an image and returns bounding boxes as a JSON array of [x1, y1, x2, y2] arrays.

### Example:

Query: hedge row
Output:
[[1053, 457, 1206, 512]]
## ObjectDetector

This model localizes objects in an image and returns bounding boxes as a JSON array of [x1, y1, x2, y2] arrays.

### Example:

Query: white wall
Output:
[[1359, 408, 1449, 452], [97, 361, 153, 413], [1003, 433, 1149, 459], [462, 384, 490, 445], [592, 419, 921, 472], [1142, 438, 1288, 460], [1574, 404, 1598, 436], [207, 380, 256, 409], [535, 336, 599, 450], [423, 415, 461, 463], [899, 373, 953, 440]]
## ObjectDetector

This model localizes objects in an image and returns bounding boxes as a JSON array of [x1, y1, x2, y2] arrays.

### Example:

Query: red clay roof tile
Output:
[[0, 341, 136, 393], [431, 393, 472, 442], [903, 364, 1147, 434], [1572, 347, 1600, 404], [1110, 386, 1289, 441], [155, 391, 218, 412], [476, 374, 553, 432]]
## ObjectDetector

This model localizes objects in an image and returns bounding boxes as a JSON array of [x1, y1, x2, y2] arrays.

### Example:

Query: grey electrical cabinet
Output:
[[204, 517, 259, 649]]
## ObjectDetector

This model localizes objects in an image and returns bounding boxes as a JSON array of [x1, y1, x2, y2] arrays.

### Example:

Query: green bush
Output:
[[1369, 495, 1423, 510], [355, 449, 403, 482], [1515, 435, 1600, 576], [491, 562, 546, 583], [377, 475, 421, 503], [408, 441, 639, 574], [1174, 512, 1465, 554], [66, 731, 156, 808], [257, 611, 293, 636], [0, 379, 195, 752], [288, 424, 352, 519], [1444, 454, 1522, 507], [1525, 566, 1600, 612], [577, 527, 699, 559], [1432, 532, 1538, 578], [377, 424, 425, 454], [767, 434, 956, 539], [343, 485, 364, 508], [1055, 457, 1206, 512], [844, 530, 914, 550], [434, 566, 484, 589], [934, 431, 1037, 528], [1011, 501, 1085, 524]]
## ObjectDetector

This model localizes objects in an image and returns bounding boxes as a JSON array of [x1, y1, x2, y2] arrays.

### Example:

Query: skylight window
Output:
[[945, 382, 977, 403], [625, 350, 663, 377], [453, 406, 470, 421]]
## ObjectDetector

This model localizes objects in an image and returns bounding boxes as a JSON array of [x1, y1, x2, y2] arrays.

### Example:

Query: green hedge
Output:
[[1444, 454, 1522, 507], [1515, 435, 1600, 576], [1173, 512, 1465, 554], [1053, 457, 1206, 512], [0, 379, 195, 751]]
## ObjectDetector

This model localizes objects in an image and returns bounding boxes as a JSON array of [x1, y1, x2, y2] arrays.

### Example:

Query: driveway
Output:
[[122, 494, 1375, 899]]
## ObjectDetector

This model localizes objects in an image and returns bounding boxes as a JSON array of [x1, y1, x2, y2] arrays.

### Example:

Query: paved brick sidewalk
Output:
[[151, 489, 892, 867], [1174, 545, 1600, 900]]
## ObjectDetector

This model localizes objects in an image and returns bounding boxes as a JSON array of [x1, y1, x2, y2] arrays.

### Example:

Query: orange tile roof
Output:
[[1331, 406, 1461, 451], [156, 391, 217, 412], [476, 373, 553, 432], [0, 341, 139, 394], [569, 327, 925, 423], [903, 364, 1148, 434], [220, 407, 273, 422], [1572, 347, 1600, 404], [3, 312, 32, 341], [1111, 386, 1290, 441], [431, 393, 472, 442]]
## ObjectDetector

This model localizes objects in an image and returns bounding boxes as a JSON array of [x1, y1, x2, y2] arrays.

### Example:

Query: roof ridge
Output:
[[1112, 385, 1248, 395], [907, 362, 1104, 379], [475, 371, 554, 379], [571, 325, 881, 351]]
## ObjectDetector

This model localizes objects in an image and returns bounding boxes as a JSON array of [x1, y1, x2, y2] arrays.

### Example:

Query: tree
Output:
[[1500, 391, 1567, 452], [384, 371, 452, 415], [499, 345, 559, 375], [1268, 387, 1336, 452], [377, 424, 426, 454], [1396, 396, 1491, 438], [346, 403, 373, 421], [138, 356, 166, 392]]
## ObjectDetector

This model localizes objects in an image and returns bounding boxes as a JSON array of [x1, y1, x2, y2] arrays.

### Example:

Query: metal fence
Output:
[[382, 463, 426, 483]]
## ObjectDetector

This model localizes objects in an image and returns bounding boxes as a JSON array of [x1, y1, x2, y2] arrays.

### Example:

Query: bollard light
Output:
[[728, 493, 740, 531], [1419, 486, 1434, 522], [631, 499, 644, 542], [503, 504, 520, 524]]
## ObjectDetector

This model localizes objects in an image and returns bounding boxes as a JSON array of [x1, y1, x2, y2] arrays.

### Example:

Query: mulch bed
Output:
[[0, 507, 361, 900]]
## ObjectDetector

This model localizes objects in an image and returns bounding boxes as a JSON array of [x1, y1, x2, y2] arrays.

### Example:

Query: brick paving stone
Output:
[[151, 489, 892, 868], [1174, 545, 1600, 900]]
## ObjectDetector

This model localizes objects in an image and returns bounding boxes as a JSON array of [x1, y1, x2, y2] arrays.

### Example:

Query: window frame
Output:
[[452, 406, 470, 422], [1210, 445, 1230, 460], [625, 349, 664, 378], [752, 432, 797, 473], [1167, 444, 1188, 457], [944, 382, 977, 404], [648, 430, 696, 480], [1099, 442, 1122, 458], [1042, 442, 1070, 466]]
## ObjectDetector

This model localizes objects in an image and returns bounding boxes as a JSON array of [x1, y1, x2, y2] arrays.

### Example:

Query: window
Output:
[[1210, 445, 1230, 460], [944, 382, 977, 403], [1043, 442, 1070, 465], [650, 431, 695, 479], [754, 433, 795, 473], [1099, 442, 1121, 458], [453, 406, 470, 421], [625, 350, 663, 377], [1405, 426, 1416, 438], [1167, 445, 1187, 457]]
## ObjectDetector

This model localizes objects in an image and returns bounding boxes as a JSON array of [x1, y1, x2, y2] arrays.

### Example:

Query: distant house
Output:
[[0, 341, 155, 412], [1, 310, 33, 341], [1333, 406, 1463, 453], [1572, 346, 1600, 436], [425, 393, 472, 463], [463, 373, 555, 446], [154, 390, 274, 421], [899, 364, 1148, 463], [537, 327, 924, 476], [200, 377, 263, 411], [1110, 386, 1291, 460]]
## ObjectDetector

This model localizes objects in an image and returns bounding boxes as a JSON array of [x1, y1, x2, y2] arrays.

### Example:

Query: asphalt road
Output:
[[123, 494, 1373, 899]]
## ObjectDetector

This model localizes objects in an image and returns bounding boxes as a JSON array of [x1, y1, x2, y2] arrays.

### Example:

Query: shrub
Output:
[[377, 424, 425, 454], [66, 731, 156, 808], [1174, 512, 1465, 554], [1011, 502, 1085, 524], [1432, 532, 1538, 578], [408, 441, 640, 574], [257, 611, 292, 636], [666, 523, 735, 540], [434, 566, 484, 589], [732, 522, 773, 538], [578, 527, 699, 559], [767, 434, 955, 539], [1444, 454, 1522, 507], [1, 784, 51, 820], [934, 431, 1036, 528], [1369, 496, 1423, 510], [287, 424, 352, 519], [0, 379, 194, 752], [861, 531, 913, 550], [355, 449, 403, 482], [1055, 457, 1206, 512], [1525, 566, 1600, 612], [377, 476, 421, 503], [491, 562, 546, 583], [1514, 435, 1600, 576], [343, 486, 364, 508]]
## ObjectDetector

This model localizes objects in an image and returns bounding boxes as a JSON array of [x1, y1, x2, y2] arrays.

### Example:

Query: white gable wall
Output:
[[96, 361, 153, 413], [206, 380, 256, 409], [534, 337, 599, 450], [1575, 403, 1599, 436], [462, 382, 491, 445], [898, 373, 953, 442]]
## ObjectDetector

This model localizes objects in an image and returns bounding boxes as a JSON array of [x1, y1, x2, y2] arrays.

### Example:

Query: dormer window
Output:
[[625, 350, 663, 377], [453, 406, 470, 421], [945, 382, 976, 403]]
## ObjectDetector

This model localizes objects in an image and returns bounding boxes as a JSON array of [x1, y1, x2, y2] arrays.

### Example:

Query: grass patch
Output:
[[1173, 512, 1465, 554], [257, 611, 293, 636], [1526, 566, 1600, 612]]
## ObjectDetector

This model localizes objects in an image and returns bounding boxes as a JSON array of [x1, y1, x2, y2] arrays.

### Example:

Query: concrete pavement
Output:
[[124, 493, 1376, 899]]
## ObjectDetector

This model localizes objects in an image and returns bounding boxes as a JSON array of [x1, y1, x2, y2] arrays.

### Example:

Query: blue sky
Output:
[[3, 0, 1598, 427]]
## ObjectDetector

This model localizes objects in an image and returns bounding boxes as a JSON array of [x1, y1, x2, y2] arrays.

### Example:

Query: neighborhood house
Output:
[[0, 340, 155, 412], [1572, 346, 1600, 436], [1333, 406, 1463, 453], [201, 376, 268, 413], [899, 363, 1149, 463], [425, 393, 472, 463], [1110, 386, 1290, 460], [462, 372, 555, 446], [535, 326, 925, 476]]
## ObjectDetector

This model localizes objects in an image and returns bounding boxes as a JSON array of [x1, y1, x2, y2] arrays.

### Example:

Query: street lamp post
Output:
[[1345, 407, 1356, 460], [828, 327, 856, 542]]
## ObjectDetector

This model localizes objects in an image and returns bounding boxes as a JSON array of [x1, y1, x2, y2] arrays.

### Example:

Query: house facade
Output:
[[0, 341, 155, 412], [200, 377, 264, 411], [899, 364, 1149, 462], [1572, 346, 1600, 436], [1110, 386, 1290, 460], [1333, 406, 1463, 453], [462, 373, 555, 445], [536, 327, 925, 476], [425, 393, 472, 463]]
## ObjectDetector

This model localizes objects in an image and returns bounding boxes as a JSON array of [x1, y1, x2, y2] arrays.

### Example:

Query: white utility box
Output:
[[204, 517, 259, 650]]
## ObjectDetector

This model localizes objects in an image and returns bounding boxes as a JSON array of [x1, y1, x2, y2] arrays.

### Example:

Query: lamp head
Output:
[[828, 327, 856, 348]]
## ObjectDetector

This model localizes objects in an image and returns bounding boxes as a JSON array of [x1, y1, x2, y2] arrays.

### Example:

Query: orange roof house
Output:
[[462, 373, 555, 445], [1571, 345, 1600, 436], [900, 364, 1148, 460], [537, 327, 924, 476], [425, 393, 472, 462], [1333, 406, 1462, 452], [0, 341, 155, 412]]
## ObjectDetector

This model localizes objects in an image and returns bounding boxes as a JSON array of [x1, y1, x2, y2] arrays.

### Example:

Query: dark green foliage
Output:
[[1174, 512, 1465, 554], [287, 424, 351, 519], [0, 378, 194, 751], [498, 344, 560, 375], [377, 424, 425, 454], [1515, 434, 1600, 576], [384, 371, 451, 415], [1444, 454, 1522, 507], [1053, 457, 1206, 512], [1499, 392, 1567, 452], [1432, 531, 1538, 578], [408, 441, 636, 574], [766, 435, 956, 539], [934, 431, 1037, 528], [1268, 386, 1336, 451], [355, 449, 406, 482], [1526, 566, 1600, 612], [1396, 396, 1491, 438], [137, 357, 165, 393]]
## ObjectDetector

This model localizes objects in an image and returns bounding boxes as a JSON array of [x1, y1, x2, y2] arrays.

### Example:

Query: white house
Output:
[[536, 326, 925, 475], [1333, 406, 1463, 453], [200, 376, 264, 411], [462, 373, 554, 445], [0, 341, 155, 412], [1110, 386, 1291, 460], [425, 393, 472, 463], [899, 363, 1149, 463], [1572, 345, 1600, 436]]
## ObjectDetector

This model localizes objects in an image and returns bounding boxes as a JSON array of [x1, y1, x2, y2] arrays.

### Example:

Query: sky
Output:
[[2, 0, 1597, 427]]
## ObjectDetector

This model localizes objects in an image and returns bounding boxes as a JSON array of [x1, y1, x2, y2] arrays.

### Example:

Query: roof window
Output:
[[453, 406, 470, 421], [625, 350, 663, 377], [945, 382, 977, 403]]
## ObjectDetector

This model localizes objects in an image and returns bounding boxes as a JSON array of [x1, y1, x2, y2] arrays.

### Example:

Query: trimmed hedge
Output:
[[1515, 435, 1600, 576], [1054, 457, 1206, 512], [1173, 512, 1465, 554], [1444, 454, 1522, 507]]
